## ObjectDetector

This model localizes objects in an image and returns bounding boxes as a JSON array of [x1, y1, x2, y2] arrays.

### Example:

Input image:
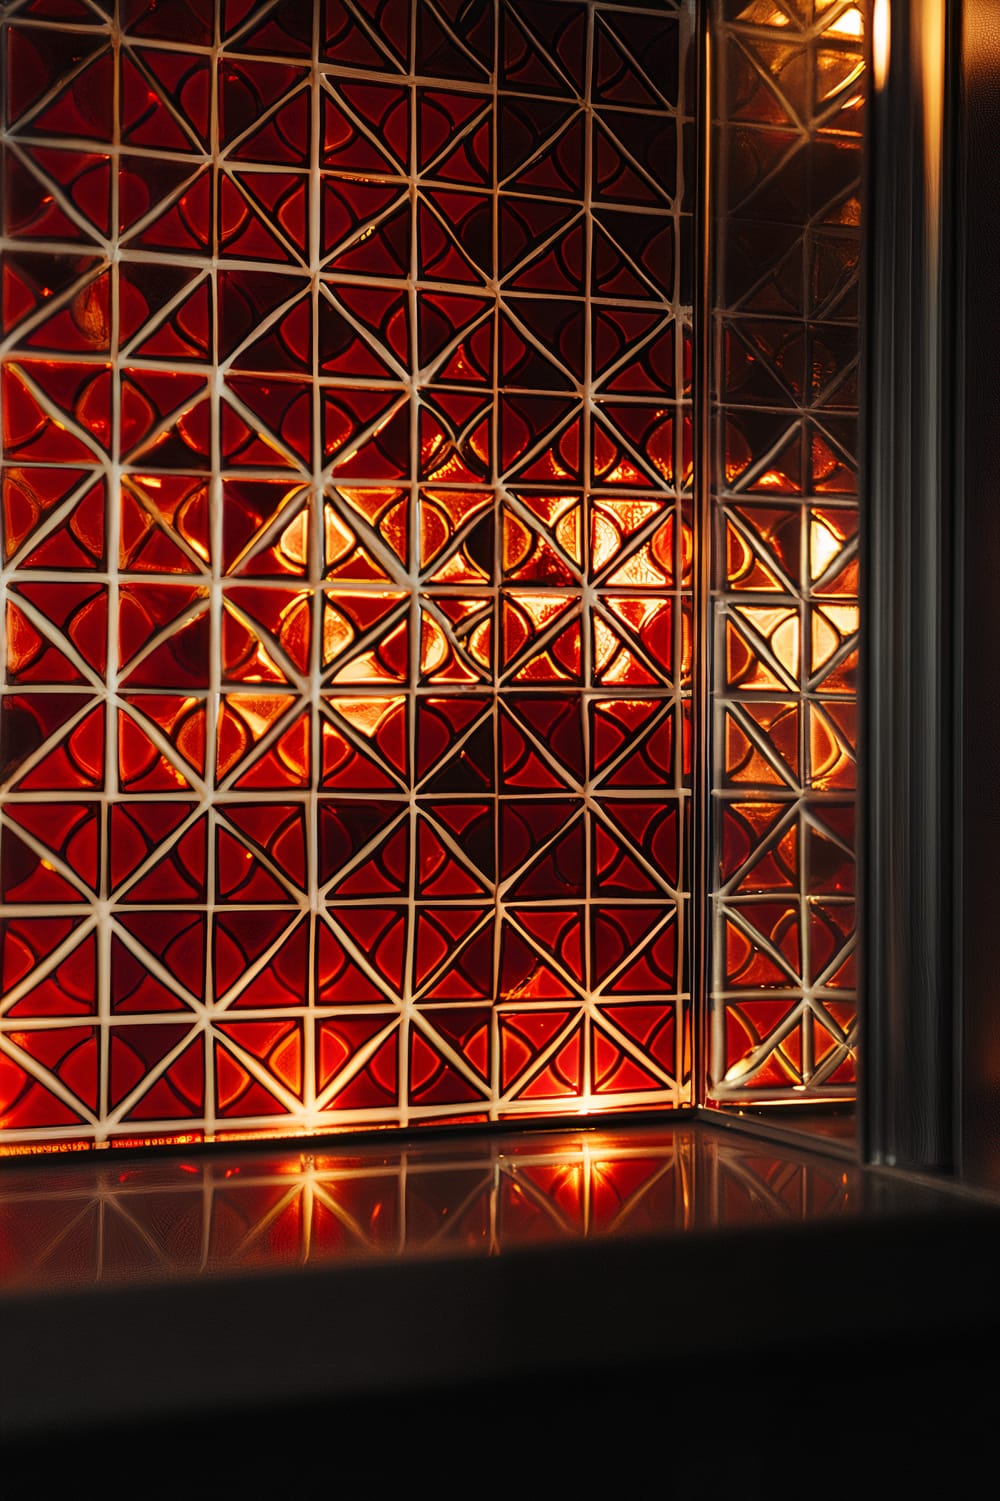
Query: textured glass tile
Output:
[[707, 1, 863, 1104], [0, 0, 694, 1150]]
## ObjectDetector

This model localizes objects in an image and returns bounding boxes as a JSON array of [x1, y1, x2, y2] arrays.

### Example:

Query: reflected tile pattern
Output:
[[708, 1, 863, 1101], [0, 0, 694, 1147], [0, 1124, 859, 1289]]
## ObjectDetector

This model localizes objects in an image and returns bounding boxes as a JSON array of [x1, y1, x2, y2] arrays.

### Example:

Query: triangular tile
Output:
[[316, 919, 391, 1006], [114, 912, 205, 997], [593, 1026, 667, 1095], [598, 1003, 676, 1076], [213, 910, 302, 998], [118, 823, 206, 904], [216, 1020, 303, 1103], [499, 1009, 574, 1093], [409, 1028, 483, 1107], [331, 908, 407, 997], [117, 698, 204, 793], [510, 908, 584, 985], [515, 1024, 583, 1100], [121, 1033, 205, 1121], [5, 923, 98, 1019], [129, 167, 212, 254], [317, 1019, 398, 1107], [22, 45, 113, 140]]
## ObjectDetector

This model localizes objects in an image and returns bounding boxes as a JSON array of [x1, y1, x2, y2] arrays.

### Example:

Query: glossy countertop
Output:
[[1, 1116, 998, 1444]]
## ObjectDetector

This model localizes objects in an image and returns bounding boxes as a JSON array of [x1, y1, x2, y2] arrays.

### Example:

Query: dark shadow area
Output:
[[5, 1329, 996, 1498]]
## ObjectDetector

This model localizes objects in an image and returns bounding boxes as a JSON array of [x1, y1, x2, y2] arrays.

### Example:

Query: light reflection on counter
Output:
[[0, 1123, 860, 1291]]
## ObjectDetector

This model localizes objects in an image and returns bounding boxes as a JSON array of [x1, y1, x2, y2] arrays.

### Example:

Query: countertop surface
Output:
[[2, 1115, 999, 1445]]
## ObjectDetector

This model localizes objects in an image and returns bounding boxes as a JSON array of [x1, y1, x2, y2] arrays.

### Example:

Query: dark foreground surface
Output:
[[2, 1119, 997, 1495]]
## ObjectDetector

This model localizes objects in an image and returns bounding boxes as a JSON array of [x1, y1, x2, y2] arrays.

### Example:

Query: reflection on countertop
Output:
[[0, 1118, 961, 1293]]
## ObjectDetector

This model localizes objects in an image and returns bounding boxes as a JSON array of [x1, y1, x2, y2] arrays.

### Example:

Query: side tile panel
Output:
[[708, 0, 863, 1102]]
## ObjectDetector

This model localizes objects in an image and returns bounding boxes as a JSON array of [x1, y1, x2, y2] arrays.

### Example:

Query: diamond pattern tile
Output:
[[708, 0, 863, 1102], [0, 0, 696, 1148]]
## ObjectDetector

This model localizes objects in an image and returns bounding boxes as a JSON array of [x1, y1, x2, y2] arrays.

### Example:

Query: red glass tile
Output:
[[592, 799, 679, 897], [111, 1027, 205, 1120], [231, 88, 310, 168], [512, 1021, 584, 1101], [316, 1016, 399, 1110], [0, 0, 697, 1147], [500, 198, 584, 294], [499, 97, 585, 198], [3, 467, 101, 575], [499, 801, 584, 901], [409, 1025, 485, 1107], [221, 58, 307, 148], [220, 170, 308, 263], [231, 0, 312, 56], [1, 916, 97, 1018], [219, 912, 307, 1008], [2, 1025, 99, 1123], [506, 907, 584, 991], [122, 0, 213, 44], [593, 1024, 668, 1095], [316, 918, 391, 1007], [421, 188, 493, 279], [111, 924, 201, 1020], [6, 150, 109, 251], [321, 1, 396, 71], [215, 1021, 304, 1112], [414, 4, 482, 75], [117, 694, 205, 792], [6, 29, 113, 138], [121, 475, 210, 575], [411, 910, 488, 1000], [419, 89, 491, 185], [121, 49, 210, 153], [118, 584, 209, 689], [5, 796, 98, 882], [501, 0, 586, 96]]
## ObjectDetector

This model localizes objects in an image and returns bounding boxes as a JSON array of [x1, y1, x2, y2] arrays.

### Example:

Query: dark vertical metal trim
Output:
[[861, 0, 962, 1170], [956, 0, 1000, 1187], [692, 0, 714, 1105]]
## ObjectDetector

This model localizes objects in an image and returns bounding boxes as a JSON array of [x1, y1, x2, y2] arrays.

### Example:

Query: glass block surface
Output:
[[707, 0, 863, 1102], [0, 0, 695, 1148]]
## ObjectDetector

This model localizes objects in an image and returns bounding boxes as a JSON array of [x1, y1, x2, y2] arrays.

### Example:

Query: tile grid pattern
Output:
[[0, 0, 695, 1147], [708, 0, 862, 1099]]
